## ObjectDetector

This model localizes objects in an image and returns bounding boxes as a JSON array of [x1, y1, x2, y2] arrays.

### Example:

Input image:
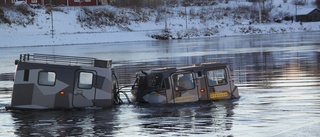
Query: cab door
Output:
[[171, 72, 199, 103], [205, 68, 231, 100], [72, 70, 97, 108]]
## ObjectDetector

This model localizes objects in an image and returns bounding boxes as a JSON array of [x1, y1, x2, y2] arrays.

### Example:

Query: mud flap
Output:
[[231, 86, 240, 99]]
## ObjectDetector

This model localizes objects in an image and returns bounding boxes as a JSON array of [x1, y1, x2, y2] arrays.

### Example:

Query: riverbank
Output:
[[1, 0, 320, 48], [1, 20, 320, 48]]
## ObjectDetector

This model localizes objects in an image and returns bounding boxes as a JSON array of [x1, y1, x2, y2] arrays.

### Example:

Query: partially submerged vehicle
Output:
[[131, 62, 240, 104], [7, 53, 239, 109], [7, 53, 124, 110]]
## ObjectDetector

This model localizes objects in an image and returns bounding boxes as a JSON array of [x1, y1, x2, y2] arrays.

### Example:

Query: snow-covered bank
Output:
[[1, 28, 155, 47], [1, 0, 320, 48], [1, 20, 319, 48], [0, 9, 152, 47]]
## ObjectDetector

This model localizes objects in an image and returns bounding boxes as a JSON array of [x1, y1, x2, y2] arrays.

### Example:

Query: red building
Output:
[[0, 0, 15, 6]]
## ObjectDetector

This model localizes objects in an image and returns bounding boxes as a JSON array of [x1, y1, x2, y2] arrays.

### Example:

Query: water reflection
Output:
[[10, 108, 118, 136], [0, 32, 320, 136], [8, 100, 236, 136], [231, 50, 320, 88], [115, 49, 320, 89], [114, 100, 237, 136]]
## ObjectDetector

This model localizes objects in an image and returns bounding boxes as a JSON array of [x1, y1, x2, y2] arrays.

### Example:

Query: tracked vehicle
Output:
[[131, 62, 239, 104], [7, 53, 239, 109], [8, 53, 123, 110]]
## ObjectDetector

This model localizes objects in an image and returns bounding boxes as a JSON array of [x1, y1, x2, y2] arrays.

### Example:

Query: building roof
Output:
[[297, 8, 318, 15]]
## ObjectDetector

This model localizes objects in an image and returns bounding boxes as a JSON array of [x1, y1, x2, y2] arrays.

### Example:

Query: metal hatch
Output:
[[205, 68, 231, 100], [72, 70, 97, 108], [171, 71, 199, 103]]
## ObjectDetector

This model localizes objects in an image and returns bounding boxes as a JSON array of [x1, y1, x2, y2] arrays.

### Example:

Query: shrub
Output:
[[0, 5, 35, 26], [110, 0, 164, 9], [273, 11, 292, 22], [79, 7, 150, 28], [292, 0, 307, 6], [14, 4, 35, 16], [0, 8, 11, 24], [46, 7, 65, 14]]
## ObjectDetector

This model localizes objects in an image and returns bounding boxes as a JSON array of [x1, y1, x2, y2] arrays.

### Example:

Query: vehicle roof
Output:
[[143, 62, 229, 75], [18, 53, 112, 68]]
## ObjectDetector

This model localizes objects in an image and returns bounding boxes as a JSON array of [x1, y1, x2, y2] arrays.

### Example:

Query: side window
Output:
[[78, 72, 93, 89], [38, 71, 56, 86], [23, 69, 29, 81], [172, 72, 195, 91], [207, 69, 227, 86], [163, 78, 170, 90]]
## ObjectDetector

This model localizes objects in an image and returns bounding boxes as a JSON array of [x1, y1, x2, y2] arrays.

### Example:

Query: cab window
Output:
[[38, 71, 56, 86], [206, 69, 227, 86], [79, 72, 93, 89], [172, 72, 195, 91]]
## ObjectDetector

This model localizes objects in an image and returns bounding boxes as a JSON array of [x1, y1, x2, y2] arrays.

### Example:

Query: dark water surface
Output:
[[1, 32, 320, 136]]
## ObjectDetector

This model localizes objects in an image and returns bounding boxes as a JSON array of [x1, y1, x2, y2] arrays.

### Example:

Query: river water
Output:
[[0, 32, 320, 136]]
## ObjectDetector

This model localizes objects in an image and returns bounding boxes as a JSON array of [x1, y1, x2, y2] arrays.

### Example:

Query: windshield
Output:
[[172, 72, 195, 91], [206, 69, 227, 86], [137, 73, 165, 91]]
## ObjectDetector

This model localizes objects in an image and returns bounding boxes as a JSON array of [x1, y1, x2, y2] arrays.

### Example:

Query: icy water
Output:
[[1, 32, 320, 136]]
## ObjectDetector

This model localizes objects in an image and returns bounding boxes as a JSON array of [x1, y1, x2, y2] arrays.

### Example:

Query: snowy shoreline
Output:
[[1, 0, 320, 48], [1, 21, 320, 48]]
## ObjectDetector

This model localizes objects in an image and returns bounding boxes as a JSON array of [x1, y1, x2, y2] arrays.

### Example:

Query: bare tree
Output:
[[315, 0, 320, 8], [291, 0, 307, 6]]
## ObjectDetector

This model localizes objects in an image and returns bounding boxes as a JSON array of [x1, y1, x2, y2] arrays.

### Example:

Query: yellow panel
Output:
[[210, 91, 229, 99]]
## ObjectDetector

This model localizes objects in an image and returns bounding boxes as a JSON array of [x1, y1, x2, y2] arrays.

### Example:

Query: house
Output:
[[296, 8, 320, 22], [0, 0, 15, 6]]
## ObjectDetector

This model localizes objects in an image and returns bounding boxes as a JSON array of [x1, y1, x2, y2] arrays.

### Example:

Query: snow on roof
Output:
[[297, 8, 317, 15]]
